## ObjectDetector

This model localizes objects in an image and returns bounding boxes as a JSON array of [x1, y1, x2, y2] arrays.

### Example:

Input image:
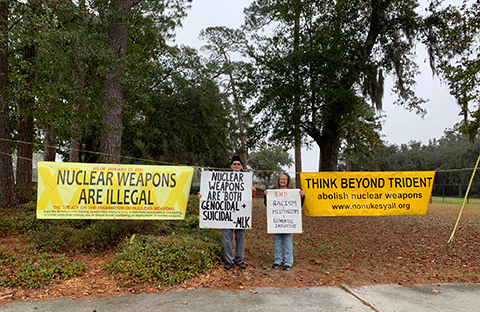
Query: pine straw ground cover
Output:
[[1, 197, 480, 304]]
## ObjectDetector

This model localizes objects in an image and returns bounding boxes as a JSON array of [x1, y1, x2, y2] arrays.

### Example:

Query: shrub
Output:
[[104, 232, 222, 287], [0, 247, 85, 288], [0, 213, 22, 236], [178, 215, 200, 233], [24, 219, 176, 253], [186, 194, 200, 218], [189, 185, 200, 195], [4, 194, 202, 254], [0, 195, 223, 288], [0, 202, 37, 236]]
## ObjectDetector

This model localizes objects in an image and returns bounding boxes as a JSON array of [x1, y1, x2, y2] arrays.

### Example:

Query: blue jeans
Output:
[[273, 233, 293, 267]]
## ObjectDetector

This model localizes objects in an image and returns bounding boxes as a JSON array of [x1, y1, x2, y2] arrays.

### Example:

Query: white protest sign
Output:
[[266, 189, 302, 234], [199, 171, 252, 229]]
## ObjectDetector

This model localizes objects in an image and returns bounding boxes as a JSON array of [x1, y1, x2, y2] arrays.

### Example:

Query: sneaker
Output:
[[224, 263, 234, 270], [283, 265, 292, 271], [272, 263, 281, 269], [237, 262, 246, 269]]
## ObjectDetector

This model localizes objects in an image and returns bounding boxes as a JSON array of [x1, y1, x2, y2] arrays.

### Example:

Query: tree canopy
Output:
[[121, 45, 234, 168], [424, 0, 480, 144], [245, 0, 427, 171]]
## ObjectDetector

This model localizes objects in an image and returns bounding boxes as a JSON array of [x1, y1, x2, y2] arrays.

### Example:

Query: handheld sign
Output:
[[266, 189, 302, 234], [199, 170, 252, 229]]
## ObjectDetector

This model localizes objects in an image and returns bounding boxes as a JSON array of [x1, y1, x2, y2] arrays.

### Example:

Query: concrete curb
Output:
[[1, 283, 479, 312]]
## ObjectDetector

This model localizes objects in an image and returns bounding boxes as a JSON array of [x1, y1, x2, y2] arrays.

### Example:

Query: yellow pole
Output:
[[436, 151, 480, 268]]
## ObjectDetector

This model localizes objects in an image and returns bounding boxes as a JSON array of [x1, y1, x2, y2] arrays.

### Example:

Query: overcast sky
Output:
[[172, 0, 462, 172]]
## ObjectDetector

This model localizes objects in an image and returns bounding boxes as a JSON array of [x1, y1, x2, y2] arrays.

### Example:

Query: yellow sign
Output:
[[300, 171, 435, 216], [37, 162, 194, 220]]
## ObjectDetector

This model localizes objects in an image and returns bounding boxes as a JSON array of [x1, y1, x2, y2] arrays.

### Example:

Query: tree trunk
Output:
[[309, 115, 342, 172], [70, 56, 86, 163], [226, 58, 248, 168], [318, 149, 321, 171], [0, 1, 17, 208], [293, 1, 302, 186], [346, 157, 352, 171], [70, 133, 81, 162], [99, 1, 131, 164], [345, 142, 352, 171], [17, 108, 34, 202], [294, 145, 302, 186], [43, 125, 56, 161], [99, 64, 124, 164], [16, 43, 36, 203], [318, 122, 342, 172]]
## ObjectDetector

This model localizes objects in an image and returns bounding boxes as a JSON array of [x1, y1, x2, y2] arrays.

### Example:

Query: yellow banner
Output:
[[300, 171, 435, 216], [37, 162, 194, 220]]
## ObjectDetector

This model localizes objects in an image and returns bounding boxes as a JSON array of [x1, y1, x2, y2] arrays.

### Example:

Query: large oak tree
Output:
[[246, 0, 426, 171]]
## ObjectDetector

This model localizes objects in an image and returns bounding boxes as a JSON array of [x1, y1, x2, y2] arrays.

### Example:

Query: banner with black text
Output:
[[300, 171, 435, 216], [37, 162, 194, 220]]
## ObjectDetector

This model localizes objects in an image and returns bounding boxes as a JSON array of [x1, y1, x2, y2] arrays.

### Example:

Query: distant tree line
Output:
[[342, 132, 480, 197]]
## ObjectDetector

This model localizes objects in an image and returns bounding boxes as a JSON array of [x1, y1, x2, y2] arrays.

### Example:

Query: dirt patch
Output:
[[1, 199, 480, 304]]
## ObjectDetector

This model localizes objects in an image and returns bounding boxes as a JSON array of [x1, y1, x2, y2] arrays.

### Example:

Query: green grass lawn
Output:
[[431, 196, 480, 205]]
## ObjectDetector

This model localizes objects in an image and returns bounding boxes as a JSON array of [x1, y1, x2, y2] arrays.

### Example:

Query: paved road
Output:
[[1, 283, 479, 311]]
